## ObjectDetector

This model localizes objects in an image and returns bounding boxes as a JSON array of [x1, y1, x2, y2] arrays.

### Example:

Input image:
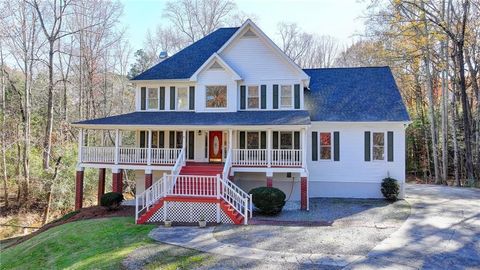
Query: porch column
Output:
[[112, 168, 123, 193], [145, 169, 153, 189], [78, 129, 84, 163], [301, 128, 307, 168], [267, 129, 272, 167], [114, 129, 120, 164], [75, 167, 84, 210], [97, 168, 106, 205], [182, 130, 187, 163], [266, 171, 273, 187], [300, 173, 308, 211], [147, 130, 152, 165], [228, 129, 233, 150]]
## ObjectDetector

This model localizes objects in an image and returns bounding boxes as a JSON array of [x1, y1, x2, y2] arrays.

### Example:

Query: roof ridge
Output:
[[303, 66, 390, 71]]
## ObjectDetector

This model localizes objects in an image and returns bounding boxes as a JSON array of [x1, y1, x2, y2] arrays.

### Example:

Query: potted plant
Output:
[[164, 219, 172, 227], [198, 216, 206, 228]]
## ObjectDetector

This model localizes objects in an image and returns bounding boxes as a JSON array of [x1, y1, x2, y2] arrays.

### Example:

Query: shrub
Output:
[[381, 177, 400, 201], [100, 192, 124, 210], [249, 187, 286, 215]]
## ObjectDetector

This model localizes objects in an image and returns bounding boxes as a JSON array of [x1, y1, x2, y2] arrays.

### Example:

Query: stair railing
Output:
[[222, 148, 232, 181], [218, 176, 252, 225], [135, 175, 166, 224], [171, 146, 186, 176]]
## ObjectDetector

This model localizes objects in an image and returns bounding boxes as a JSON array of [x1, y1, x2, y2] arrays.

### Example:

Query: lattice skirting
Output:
[[147, 201, 234, 224]]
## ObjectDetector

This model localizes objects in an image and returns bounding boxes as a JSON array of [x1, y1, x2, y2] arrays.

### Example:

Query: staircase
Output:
[[136, 149, 252, 225]]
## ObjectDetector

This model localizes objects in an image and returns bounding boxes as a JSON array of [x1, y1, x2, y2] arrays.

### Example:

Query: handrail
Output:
[[135, 175, 166, 223], [171, 146, 186, 175], [222, 148, 232, 181]]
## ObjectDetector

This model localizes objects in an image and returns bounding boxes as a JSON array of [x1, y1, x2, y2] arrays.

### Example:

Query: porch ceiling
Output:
[[72, 111, 311, 128]]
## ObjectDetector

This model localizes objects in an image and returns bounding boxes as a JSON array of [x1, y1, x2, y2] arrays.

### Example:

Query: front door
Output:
[[209, 131, 223, 163]]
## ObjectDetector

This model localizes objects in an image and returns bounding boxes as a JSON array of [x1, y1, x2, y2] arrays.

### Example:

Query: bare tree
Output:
[[144, 25, 186, 65], [277, 22, 314, 64], [0, 41, 8, 207]]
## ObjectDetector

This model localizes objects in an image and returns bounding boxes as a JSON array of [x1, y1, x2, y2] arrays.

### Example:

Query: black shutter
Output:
[[273, 84, 279, 109], [169, 131, 175, 148], [312, 132, 318, 161], [140, 87, 146, 110], [240, 85, 246, 110], [159, 87, 165, 110], [294, 131, 300, 149], [239, 131, 245, 149], [387, 131, 394, 162], [273, 131, 279, 149], [188, 131, 194, 159], [261, 85, 267, 109], [260, 132, 266, 149], [170, 87, 175, 110], [294, 84, 300, 109], [364, 131, 371, 161], [189, 86, 195, 110], [159, 131, 165, 148], [334, 131, 340, 161], [140, 131, 146, 148]]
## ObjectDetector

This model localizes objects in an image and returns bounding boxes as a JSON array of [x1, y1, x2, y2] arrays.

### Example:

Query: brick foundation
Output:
[[145, 173, 153, 189], [266, 176, 273, 187], [98, 168, 105, 205], [301, 177, 308, 210], [75, 170, 84, 210], [112, 169, 123, 193]]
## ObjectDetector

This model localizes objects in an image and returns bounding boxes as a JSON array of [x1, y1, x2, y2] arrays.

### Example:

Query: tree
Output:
[[128, 49, 151, 79]]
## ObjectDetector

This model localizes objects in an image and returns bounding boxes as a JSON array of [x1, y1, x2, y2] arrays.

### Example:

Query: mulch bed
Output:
[[1, 205, 135, 249]]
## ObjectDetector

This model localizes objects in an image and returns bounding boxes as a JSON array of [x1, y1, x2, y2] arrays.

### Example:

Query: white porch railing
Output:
[[271, 149, 302, 167], [171, 147, 186, 175], [231, 149, 302, 167], [80, 146, 181, 165], [222, 148, 232, 180], [118, 147, 148, 164], [151, 148, 181, 164], [81, 146, 115, 163], [232, 149, 267, 166]]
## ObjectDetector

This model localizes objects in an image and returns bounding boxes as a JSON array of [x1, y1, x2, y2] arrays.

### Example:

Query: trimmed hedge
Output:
[[381, 177, 400, 201], [100, 192, 124, 210], [249, 187, 286, 215]]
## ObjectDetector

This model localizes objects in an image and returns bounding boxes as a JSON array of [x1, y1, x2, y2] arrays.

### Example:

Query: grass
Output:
[[0, 217, 155, 270]]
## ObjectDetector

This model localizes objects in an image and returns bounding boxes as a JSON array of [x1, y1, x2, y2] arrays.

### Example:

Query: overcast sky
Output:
[[119, 0, 369, 51]]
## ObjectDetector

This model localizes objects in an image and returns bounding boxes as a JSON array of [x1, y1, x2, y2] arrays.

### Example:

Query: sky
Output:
[[119, 0, 369, 52]]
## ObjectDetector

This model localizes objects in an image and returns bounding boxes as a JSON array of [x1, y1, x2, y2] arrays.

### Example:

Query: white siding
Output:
[[196, 67, 237, 112]]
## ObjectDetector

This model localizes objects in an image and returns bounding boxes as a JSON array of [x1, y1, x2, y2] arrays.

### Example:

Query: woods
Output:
[[0, 0, 478, 231]]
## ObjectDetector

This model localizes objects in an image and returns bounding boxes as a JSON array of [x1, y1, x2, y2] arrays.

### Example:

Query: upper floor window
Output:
[[280, 85, 293, 108], [320, 132, 332, 160], [147, 88, 158, 110], [247, 86, 259, 109], [373, 132, 385, 160], [177, 87, 189, 110], [206, 85, 227, 108]]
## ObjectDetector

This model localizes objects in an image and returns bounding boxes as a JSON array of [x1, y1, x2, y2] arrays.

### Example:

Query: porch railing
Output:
[[80, 146, 181, 165], [81, 146, 115, 163], [232, 149, 267, 166], [271, 149, 302, 167], [231, 149, 302, 167]]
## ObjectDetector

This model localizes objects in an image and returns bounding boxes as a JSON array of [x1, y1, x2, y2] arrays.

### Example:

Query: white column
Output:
[[301, 128, 307, 168], [78, 128, 84, 163], [182, 130, 187, 164], [147, 130, 152, 165], [228, 129, 233, 150], [114, 129, 119, 164], [267, 129, 272, 167]]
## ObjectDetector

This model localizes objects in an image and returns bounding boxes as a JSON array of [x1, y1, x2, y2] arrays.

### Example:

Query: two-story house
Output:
[[72, 20, 409, 225]]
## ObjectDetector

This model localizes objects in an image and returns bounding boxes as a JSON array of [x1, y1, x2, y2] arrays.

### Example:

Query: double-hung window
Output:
[[247, 132, 260, 149], [320, 132, 332, 160], [372, 132, 385, 160], [206, 85, 227, 108], [147, 88, 158, 110], [280, 85, 293, 108], [176, 87, 189, 110], [280, 131, 293, 149], [247, 86, 259, 109]]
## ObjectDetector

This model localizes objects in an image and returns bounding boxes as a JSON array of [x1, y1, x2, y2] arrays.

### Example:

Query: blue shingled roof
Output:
[[132, 27, 239, 80], [73, 111, 311, 126], [304, 67, 410, 122]]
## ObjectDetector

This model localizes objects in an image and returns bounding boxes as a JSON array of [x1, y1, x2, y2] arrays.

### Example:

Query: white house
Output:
[[72, 20, 410, 225]]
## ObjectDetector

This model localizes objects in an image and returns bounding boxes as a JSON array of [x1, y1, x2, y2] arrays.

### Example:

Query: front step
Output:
[[220, 200, 244, 224], [180, 163, 223, 176]]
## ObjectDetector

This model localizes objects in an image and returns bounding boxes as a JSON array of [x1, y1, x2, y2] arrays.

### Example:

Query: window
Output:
[[280, 85, 293, 108], [280, 132, 293, 149], [373, 132, 385, 160], [175, 131, 183, 149], [177, 87, 189, 110], [320, 133, 332, 160], [247, 86, 259, 109], [206, 85, 227, 108], [247, 132, 260, 149], [152, 131, 159, 148], [147, 88, 158, 110]]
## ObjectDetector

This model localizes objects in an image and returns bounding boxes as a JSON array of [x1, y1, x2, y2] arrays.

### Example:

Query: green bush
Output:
[[249, 187, 286, 215], [100, 192, 124, 210], [381, 177, 400, 201]]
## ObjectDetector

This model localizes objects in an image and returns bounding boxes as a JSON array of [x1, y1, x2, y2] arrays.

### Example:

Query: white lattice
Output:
[[220, 209, 234, 224], [147, 201, 236, 223]]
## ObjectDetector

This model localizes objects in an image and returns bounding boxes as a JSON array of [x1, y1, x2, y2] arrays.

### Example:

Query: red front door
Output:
[[209, 131, 223, 163]]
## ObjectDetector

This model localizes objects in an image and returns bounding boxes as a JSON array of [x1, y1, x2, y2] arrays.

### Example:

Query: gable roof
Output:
[[304, 67, 410, 122], [189, 53, 241, 81], [132, 27, 239, 81]]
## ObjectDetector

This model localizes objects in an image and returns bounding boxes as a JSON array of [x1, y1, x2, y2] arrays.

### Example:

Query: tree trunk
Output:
[[43, 41, 54, 170], [1, 45, 8, 207]]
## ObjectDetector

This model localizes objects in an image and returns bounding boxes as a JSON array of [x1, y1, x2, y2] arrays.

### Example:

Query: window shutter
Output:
[[294, 84, 300, 109], [140, 87, 146, 110], [159, 87, 165, 110], [140, 131, 146, 148], [159, 131, 165, 148], [239, 131, 245, 149], [240, 86, 246, 110], [294, 131, 300, 149], [387, 131, 394, 162], [188, 131, 195, 159], [260, 132, 266, 149], [334, 131, 340, 161], [189, 86, 195, 110], [312, 132, 318, 161], [170, 87, 175, 110], [364, 131, 371, 161], [169, 131, 175, 148], [273, 131, 279, 149], [273, 84, 279, 109], [261, 85, 267, 109]]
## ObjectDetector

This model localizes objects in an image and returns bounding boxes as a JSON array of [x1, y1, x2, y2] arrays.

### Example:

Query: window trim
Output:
[[238, 131, 266, 149], [176, 86, 190, 111], [371, 131, 386, 161], [245, 85, 261, 110], [280, 84, 294, 109], [205, 85, 228, 109], [319, 132, 333, 161], [146, 87, 159, 110]]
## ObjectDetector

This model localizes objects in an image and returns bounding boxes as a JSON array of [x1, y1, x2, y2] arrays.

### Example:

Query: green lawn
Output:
[[0, 217, 156, 270]]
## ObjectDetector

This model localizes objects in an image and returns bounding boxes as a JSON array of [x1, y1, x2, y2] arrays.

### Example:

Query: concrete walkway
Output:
[[149, 184, 480, 269]]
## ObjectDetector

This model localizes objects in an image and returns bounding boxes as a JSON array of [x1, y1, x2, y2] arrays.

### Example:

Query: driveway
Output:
[[142, 184, 480, 269]]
